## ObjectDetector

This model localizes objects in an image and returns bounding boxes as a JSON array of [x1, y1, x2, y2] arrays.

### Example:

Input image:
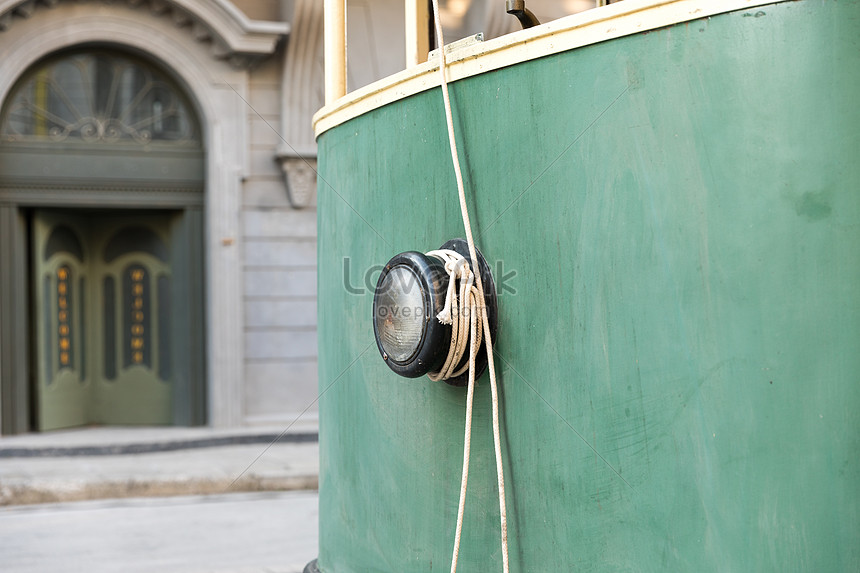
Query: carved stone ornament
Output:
[[276, 150, 317, 209]]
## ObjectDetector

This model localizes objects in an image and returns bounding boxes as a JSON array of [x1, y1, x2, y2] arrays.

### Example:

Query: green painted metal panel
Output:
[[315, 1, 860, 571]]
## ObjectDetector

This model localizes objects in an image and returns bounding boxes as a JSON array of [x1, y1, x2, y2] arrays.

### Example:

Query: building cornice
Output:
[[0, 0, 288, 66]]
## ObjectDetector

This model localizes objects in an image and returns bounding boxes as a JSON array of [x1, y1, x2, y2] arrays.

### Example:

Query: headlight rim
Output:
[[372, 251, 451, 377]]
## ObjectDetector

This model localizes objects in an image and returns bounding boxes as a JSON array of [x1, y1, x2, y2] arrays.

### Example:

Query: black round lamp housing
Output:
[[372, 239, 498, 385]]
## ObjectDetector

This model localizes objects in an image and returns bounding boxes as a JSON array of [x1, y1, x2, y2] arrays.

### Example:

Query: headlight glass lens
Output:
[[375, 265, 426, 362]]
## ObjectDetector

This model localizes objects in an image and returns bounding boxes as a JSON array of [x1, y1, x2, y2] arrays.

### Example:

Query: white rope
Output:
[[429, 2, 509, 572], [425, 249, 480, 571], [426, 250, 482, 382]]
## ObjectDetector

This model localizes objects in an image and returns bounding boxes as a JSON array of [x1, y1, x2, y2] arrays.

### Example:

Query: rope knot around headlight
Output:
[[424, 249, 483, 382]]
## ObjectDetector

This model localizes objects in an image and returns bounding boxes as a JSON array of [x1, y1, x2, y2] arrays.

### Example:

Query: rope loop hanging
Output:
[[429, 2, 509, 572]]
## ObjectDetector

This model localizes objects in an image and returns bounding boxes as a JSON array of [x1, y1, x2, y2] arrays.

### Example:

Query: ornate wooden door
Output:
[[33, 211, 174, 429]]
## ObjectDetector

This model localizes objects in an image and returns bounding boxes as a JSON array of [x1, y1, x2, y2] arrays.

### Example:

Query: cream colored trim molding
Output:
[[314, 0, 785, 137], [323, 0, 347, 105]]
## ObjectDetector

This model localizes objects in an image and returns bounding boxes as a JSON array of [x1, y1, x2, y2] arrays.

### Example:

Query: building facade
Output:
[[0, 0, 324, 434], [0, 0, 586, 434]]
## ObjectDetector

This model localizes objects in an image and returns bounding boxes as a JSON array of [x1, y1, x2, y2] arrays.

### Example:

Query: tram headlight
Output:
[[372, 239, 498, 385], [372, 251, 451, 378]]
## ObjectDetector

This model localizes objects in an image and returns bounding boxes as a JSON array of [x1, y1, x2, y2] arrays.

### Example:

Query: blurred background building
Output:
[[0, 0, 592, 435]]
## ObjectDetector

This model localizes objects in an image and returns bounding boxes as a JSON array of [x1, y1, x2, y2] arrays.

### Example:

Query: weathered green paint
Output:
[[316, 1, 860, 571]]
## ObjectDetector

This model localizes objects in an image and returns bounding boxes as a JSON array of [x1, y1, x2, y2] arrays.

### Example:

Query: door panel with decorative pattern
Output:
[[92, 216, 172, 425], [33, 211, 174, 429], [32, 213, 91, 430]]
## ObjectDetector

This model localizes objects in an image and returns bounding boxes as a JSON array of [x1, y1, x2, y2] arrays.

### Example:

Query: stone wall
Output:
[[242, 46, 319, 426]]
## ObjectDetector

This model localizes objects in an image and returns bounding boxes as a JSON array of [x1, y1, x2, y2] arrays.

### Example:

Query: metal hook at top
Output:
[[506, 0, 540, 29]]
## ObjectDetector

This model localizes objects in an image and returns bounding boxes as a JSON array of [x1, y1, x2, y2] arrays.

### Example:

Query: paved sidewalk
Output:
[[0, 491, 318, 573], [0, 424, 319, 506]]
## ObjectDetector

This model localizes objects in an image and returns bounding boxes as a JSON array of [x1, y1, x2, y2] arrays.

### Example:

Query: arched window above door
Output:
[[1, 50, 201, 147]]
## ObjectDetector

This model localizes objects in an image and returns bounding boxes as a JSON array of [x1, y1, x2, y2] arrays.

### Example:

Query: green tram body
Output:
[[314, 1, 860, 570]]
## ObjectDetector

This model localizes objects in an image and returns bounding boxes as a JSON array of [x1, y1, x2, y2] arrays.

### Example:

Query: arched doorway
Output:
[[0, 48, 206, 431]]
